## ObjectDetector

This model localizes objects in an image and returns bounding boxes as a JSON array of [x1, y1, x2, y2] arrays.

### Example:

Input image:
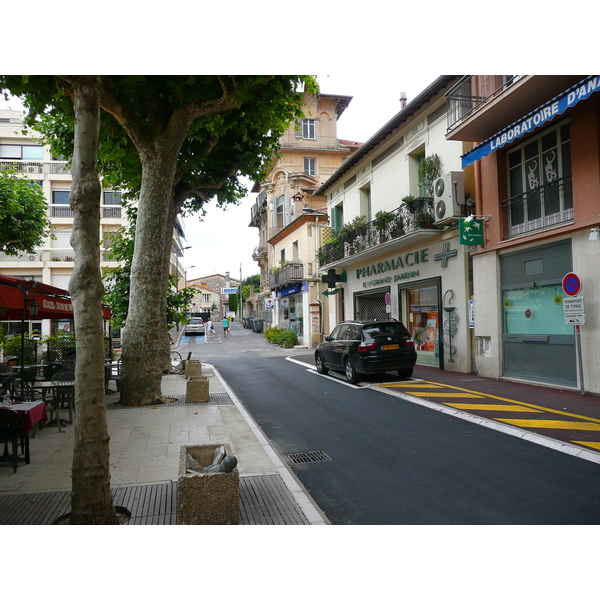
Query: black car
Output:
[[315, 319, 417, 384]]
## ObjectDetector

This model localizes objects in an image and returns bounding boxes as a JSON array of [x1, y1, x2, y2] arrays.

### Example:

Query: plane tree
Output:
[[2, 76, 314, 408]]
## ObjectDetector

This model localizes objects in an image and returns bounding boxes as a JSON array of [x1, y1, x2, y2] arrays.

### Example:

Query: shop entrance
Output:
[[399, 278, 442, 368], [501, 240, 575, 387], [354, 287, 389, 320]]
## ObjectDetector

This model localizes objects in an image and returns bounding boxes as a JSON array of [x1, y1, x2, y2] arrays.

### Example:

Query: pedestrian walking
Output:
[[207, 318, 215, 341], [222, 316, 229, 338]]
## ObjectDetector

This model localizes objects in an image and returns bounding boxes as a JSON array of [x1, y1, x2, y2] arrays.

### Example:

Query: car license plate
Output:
[[382, 344, 400, 350]]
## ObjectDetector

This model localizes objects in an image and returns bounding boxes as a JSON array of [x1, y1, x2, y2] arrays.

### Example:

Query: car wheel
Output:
[[315, 353, 329, 375], [397, 367, 414, 379], [344, 359, 360, 384]]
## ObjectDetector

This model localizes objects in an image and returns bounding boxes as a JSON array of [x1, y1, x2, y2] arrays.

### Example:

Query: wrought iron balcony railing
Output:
[[501, 176, 573, 239], [268, 262, 304, 289], [317, 198, 439, 267], [446, 75, 522, 131]]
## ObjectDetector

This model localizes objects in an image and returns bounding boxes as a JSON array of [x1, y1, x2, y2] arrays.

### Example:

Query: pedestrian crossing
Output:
[[378, 380, 600, 454]]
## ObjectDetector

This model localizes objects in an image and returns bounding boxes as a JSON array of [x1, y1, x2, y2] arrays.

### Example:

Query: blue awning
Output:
[[461, 76, 600, 168]]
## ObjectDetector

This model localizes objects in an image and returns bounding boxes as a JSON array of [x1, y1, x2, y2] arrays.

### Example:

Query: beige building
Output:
[[186, 273, 240, 318], [0, 108, 188, 337], [249, 88, 361, 347]]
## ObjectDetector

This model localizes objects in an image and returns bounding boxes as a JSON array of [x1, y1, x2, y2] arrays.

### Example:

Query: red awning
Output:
[[0, 274, 111, 320]]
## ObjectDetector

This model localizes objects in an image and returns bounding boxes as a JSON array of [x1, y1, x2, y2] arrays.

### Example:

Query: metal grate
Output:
[[287, 450, 332, 465], [105, 393, 233, 409]]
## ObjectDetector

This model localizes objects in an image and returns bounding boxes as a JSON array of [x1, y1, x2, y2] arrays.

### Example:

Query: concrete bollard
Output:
[[185, 359, 202, 379], [186, 375, 209, 403]]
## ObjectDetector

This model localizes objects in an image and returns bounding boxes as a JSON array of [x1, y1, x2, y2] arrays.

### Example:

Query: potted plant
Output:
[[417, 154, 443, 197], [401, 195, 417, 213]]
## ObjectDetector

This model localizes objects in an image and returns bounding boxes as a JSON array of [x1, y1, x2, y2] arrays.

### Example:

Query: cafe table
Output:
[[32, 380, 74, 433], [0, 400, 49, 463]]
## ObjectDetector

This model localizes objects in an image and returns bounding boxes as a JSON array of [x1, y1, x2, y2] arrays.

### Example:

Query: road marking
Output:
[[380, 383, 444, 388], [497, 419, 600, 431], [445, 403, 543, 413], [410, 392, 485, 398], [574, 441, 600, 450]]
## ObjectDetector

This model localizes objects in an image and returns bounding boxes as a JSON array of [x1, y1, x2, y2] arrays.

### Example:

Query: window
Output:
[[360, 184, 372, 222], [103, 191, 122, 205], [505, 120, 572, 236], [302, 119, 316, 140], [202, 293, 210, 303], [292, 241, 299, 262], [304, 157, 316, 176], [22, 146, 43, 160], [52, 191, 70, 204], [0, 144, 43, 159], [275, 195, 290, 229]]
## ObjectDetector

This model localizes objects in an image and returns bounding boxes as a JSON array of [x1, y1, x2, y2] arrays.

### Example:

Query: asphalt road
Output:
[[180, 324, 600, 525]]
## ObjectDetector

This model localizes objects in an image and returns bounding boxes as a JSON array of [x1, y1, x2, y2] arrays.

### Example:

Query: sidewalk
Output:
[[0, 360, 328, 525]]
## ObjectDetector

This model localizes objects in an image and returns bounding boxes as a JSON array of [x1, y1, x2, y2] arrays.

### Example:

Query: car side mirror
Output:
[[325, 336, 331, 342]]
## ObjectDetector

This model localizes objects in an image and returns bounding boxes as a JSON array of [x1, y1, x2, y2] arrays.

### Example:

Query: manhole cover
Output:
[[287, 450, 332, 465]]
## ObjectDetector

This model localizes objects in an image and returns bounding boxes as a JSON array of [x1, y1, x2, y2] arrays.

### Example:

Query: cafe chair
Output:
[[0, 410, 28, 474], [108, 358, 122, 392], [49, 369, 76, 427], [10, 368, 40, 403]]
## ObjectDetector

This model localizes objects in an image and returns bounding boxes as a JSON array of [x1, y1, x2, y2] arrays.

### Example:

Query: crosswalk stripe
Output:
[[497, 419, 600, 431], [573, 441, 600, 450], [411, 392, 484, 398], [444, 403, 543, 412]]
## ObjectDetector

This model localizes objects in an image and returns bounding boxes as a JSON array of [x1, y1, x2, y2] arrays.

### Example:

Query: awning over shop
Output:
[[461, 76, 600, 169], [0, 274, 111, 320]]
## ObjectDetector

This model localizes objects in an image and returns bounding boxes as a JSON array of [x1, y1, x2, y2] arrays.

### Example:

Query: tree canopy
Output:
[[0, 170, 51, 255]]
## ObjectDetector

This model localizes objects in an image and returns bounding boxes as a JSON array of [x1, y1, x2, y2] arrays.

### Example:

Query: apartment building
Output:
[[0, 108, 188, 338], [249, 88, 361, 347], [445, 75, 600, 393]]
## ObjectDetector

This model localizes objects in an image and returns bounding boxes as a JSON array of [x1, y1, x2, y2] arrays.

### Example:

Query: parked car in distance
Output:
[[315, 319, 417, 384], [185, 317, 205, 336]]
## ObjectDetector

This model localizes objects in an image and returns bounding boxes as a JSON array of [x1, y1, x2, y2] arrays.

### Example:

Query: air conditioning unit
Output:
[[433, 171, 465, 224], [28, 254, 37, 261]]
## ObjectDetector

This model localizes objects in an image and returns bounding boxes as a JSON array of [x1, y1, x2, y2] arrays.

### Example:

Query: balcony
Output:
[[445, 75, 583, 142], [50, 205, 122, 219], [0, 159, 70, 175], [501, 176, 573, 239], [317, 199, 440, 267], [268, 262, 304, 290]]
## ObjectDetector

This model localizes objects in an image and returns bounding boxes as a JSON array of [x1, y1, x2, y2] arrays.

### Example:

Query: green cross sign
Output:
[[321, 268, 346, 289], [459, 217, 484, 245]]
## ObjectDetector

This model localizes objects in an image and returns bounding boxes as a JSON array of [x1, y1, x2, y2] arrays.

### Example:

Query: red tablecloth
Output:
[[1, 401, 48, 435]]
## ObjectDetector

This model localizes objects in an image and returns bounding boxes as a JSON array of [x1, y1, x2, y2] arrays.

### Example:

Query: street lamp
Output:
[[184, 265, 195, 288]]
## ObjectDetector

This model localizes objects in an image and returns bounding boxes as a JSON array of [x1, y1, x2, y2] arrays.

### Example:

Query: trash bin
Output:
[[246, 317, 254, 330], [252, 319, 264, 333]]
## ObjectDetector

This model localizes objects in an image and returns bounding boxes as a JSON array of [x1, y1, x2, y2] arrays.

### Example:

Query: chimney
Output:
[[399, 91, 407, 109]]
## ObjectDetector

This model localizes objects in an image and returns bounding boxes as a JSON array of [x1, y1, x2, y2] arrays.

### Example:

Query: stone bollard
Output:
[[178, 443, 240, 525], [186, 375, 209, 403], [185, 359, 202, 378]]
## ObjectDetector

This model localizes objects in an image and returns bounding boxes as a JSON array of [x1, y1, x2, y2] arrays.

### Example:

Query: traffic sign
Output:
[[562, 272, 582, 297], [563, 296, 585, 326]]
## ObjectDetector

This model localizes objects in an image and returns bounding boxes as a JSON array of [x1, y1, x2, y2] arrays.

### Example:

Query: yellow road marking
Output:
[[380, 383, 443, 388], [403, 381, 600, 425], [444, 403, 543, 412], [411, 392, 485, 398], [497, 419, 600, 431], [573, 441, 600, 450]]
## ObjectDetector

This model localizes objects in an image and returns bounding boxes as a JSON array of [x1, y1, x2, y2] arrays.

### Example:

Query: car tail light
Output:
[[358, 342, 377, 353]]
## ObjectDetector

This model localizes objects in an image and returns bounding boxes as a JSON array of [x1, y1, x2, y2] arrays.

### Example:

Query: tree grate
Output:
[[287, 450, 332, 465]]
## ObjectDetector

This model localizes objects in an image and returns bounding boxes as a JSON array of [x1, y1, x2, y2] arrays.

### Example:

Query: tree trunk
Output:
[[68, 77, 118, 524], [119, 142, 181, 405]]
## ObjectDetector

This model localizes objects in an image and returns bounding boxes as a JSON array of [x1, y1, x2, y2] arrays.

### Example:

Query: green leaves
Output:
[[0, 170, 52, 255]]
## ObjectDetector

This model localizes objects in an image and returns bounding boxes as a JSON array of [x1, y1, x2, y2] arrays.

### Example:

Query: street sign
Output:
[[563, 296, 585, 326], [562, 272, 582, 297], [221, 288, 238, 294], [384, 292, 391, 305]]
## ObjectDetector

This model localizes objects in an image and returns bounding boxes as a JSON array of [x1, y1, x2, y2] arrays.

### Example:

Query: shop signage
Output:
[[264, 299, 275, 309], [461, 76, 600, 168], [355, 249, 429, 281], [459, 217, 484, 245]]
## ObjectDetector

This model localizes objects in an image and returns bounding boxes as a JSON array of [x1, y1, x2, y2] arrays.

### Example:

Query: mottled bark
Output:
[[119, 140, 182, 405], [68, 77, 118, 524]]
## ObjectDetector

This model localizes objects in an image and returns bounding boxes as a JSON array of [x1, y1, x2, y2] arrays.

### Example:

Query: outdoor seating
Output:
[[10, 367, 40, 403], [49, 369, 76, 426], [0, 410, 27, 474], [108, 358, 122, 392]]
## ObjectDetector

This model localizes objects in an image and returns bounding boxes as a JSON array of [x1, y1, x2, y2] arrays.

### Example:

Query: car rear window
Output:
[[190, 319, 202, 325], [363, 323, 408, 337]]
